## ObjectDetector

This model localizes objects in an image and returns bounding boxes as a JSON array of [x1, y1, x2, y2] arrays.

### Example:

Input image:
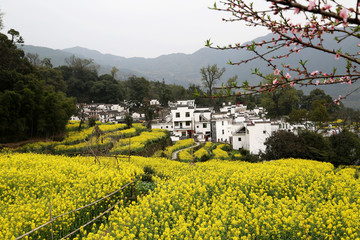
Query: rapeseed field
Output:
[[2, 145, 360, 239]]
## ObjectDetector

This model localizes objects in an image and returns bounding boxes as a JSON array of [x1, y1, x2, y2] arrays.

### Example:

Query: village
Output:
[[68, 99, 344, 155]]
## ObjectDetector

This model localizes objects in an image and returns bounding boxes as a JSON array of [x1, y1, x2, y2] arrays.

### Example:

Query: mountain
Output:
[[19, 32, 360, 109]]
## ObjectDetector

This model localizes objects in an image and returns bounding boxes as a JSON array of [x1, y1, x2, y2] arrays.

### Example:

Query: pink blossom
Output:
[[316, 80, 320, 85], [294, 8, 300, 14], [339, 8, 348, 23], [335, 53, 340, 59], [323, 3, 331, 10], [311, 70, 319, 76], [308, 0, 316, 10], [285, 73, 291, 79], [274, 69, 280, 75], [273, 79, 279, 85], [290, 82, 296, 87]]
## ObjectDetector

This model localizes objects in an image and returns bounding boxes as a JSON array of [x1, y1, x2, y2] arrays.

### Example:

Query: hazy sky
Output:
[[0, 0, 269, 58]]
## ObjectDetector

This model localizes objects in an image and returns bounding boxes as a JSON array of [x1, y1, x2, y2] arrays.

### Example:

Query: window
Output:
[[203, 123, 207, 128], [222, 129, 224, 134], [263, 130, 266, 134], [238, 137, 242, 141], [166, 126, 168, 128], [197, 126, 199, 128], [175, 122, 179, 126], [222, 121, 224, 126], [176, 112, 180, 118], [186, 112, 190, 117], [186, 121, 191, 126]]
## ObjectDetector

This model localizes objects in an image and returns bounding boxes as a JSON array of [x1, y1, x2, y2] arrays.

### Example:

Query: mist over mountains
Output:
[[20, 32, 360, 109]]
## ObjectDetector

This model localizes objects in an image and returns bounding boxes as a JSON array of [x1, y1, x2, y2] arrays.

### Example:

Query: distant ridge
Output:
[[19, 32, 360, 109]]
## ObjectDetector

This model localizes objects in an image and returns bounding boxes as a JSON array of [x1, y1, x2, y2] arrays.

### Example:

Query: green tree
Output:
[[110, 66, 119, 79], [40, 58, 53, 68], [0, 28, 75, 142], [37, 66, 67, 92], [126, 76, 149, 108], [300, 89, 339, 116], [7, 28, 24, 44], [259, 75, 300, 118], [125, 115, 133, 128], [169, 84, 186, 100], [200, 64, 225, 97], [299, 130, 331, 162], [158, 79, 173, 107], [26, 53, 41, 66], [262, 130, 306, 160], [310, 100, 330, 131], [329, 130, 360, 166], [91, 74, 123, 103], [287, 109, 310, 126]]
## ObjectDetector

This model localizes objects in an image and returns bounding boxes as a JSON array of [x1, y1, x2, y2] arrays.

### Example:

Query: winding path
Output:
[[171, 142, 201, 160]]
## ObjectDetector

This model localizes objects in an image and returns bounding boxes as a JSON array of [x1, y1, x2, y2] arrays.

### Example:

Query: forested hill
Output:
[[20, 31, 360, 109]]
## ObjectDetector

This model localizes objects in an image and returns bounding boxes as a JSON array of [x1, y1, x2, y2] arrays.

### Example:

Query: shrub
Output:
[[178, 150, 193, 162], [329, 130, 360, 166], [262, 130, 306, 160], [143, 166, 156, 175], [212, 146, 229, 160], [194, 148, 211, 162]]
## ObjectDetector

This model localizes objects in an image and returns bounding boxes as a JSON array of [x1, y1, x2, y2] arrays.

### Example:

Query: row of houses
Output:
[[71, 100, 318, 155], [70, 102, 145, 123], [151, 100, 294, 154]]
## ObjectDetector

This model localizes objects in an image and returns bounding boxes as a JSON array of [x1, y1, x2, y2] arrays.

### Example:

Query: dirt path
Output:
[[171, 142, 201, 160]]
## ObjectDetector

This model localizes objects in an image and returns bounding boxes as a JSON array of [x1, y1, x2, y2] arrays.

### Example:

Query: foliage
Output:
[[206, 0, 360, 104], [178, 149, 193, 162], [237, 148, 261, 163], [193, 148, 211, 162], [262, 130, 306, 160], [329, 130, 360, 166], [0, 30, 75, 142], [200, 64, 226, 97], [88, 117, 97, 127], [263, 129, 360, 166], [212, 145, 230, 160], [299, 130, 332, 162], [124, 115, 133, 128], [260, 76, 300, 118]]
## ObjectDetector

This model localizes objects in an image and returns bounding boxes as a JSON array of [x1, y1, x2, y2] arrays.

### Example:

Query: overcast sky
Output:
[[0, 0, 270, 58]]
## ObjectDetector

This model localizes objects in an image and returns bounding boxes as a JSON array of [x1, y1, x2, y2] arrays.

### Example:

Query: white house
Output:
[[150, 99, 160, 106], [193, 107, 213, 142], [171, 103, 195, 138], [211, 113, 233, 143], [232, 120, 279, 154]]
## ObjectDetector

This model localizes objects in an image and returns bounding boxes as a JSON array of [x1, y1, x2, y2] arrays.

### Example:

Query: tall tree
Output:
[[110, 66, 119, 79], [126, 76, 149, 112], [200, 64, 225, 97], [259, 75, 300, 118], [310, 100, 330, 131], [0, 28, 75, 142], [26, 53, 41, 66]]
